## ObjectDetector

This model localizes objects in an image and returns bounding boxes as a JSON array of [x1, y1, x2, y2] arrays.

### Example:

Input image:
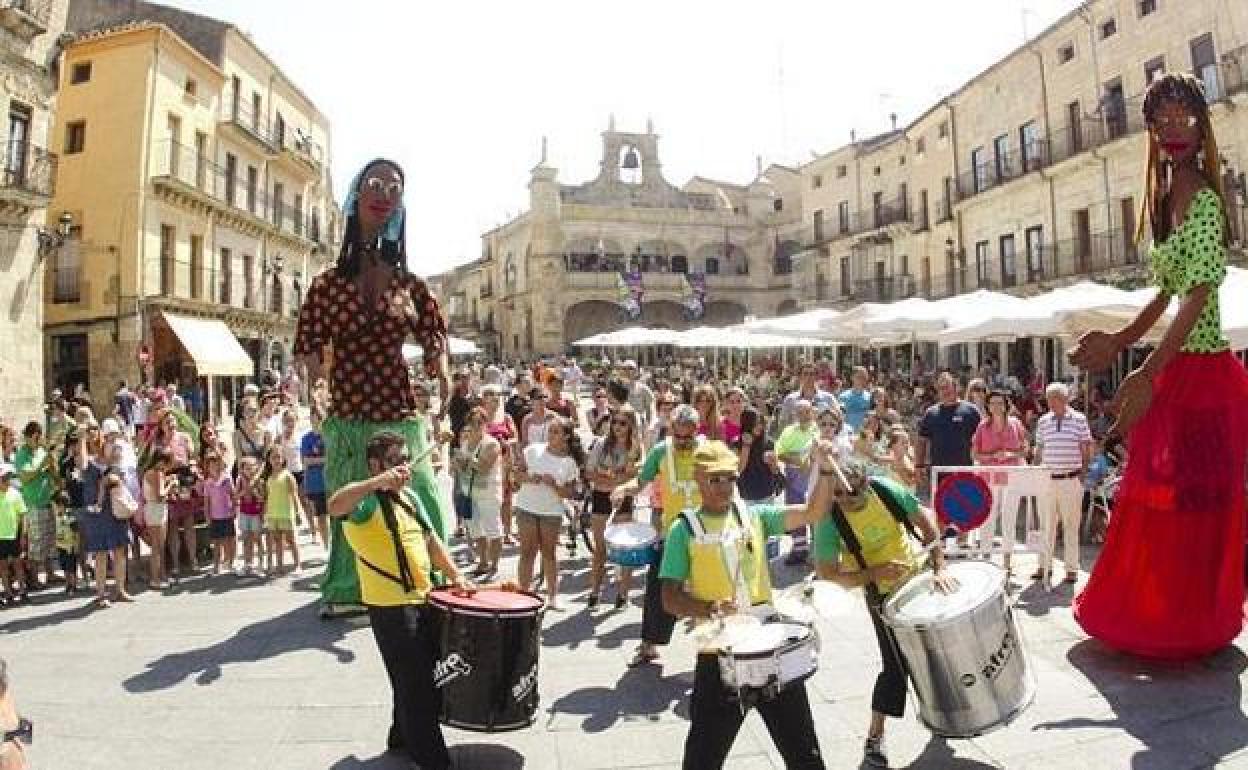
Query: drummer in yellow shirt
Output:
[[328, 430, 512, 770], [611, 404, 702, 667], [658, 440, 837, 770], [812, 458, 954, 769]]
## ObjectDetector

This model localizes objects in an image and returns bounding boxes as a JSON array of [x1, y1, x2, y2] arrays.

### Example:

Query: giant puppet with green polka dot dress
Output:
[[294, 159, 452, 617], [1069, 72, 1248, 661]]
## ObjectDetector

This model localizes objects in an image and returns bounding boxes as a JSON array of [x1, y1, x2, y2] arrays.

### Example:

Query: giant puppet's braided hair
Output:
[[1137, 72, 1231, 246], [335, 158, 408, 280]]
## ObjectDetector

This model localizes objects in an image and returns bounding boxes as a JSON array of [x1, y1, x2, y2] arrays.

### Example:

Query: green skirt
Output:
[[321, 414, 447, 605]]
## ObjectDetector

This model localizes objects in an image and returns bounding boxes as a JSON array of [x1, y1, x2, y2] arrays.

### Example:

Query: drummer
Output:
[[328, 430, 508, 770], [659, 440, 838, 770], [610, 404, 703, 667], [811, 458, 954, 769]]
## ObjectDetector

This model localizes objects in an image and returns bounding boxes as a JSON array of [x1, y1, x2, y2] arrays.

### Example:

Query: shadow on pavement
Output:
[[542, 604, 641, 651], [0, 600, 96, 634], [1038, 640, 1248, 765], [327, 744, 525, 770], [899, 734, 1001, 769], [122, 599, 360, 692], [549, 663, 691, 732], [1012, 580, 1071, 617]]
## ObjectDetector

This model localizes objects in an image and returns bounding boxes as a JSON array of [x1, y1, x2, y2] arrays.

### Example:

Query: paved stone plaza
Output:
[[5, 530, 1248, 770]]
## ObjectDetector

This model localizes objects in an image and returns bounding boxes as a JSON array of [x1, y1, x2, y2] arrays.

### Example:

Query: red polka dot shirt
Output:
[[294, 267, 448, 422]]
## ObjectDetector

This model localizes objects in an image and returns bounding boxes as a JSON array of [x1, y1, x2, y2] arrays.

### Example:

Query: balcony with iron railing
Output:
[[848, 273, 918, 303], [0, 0, 50, 39], [219, 101, 276, 151], [0, 138, 55, 202]]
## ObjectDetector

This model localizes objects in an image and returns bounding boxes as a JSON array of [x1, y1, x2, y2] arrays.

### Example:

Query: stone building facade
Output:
[[465, 122, 809, 360], [798, 0, 1248, 306], [0, 0, 68, 427], [463, 0, 1247, 370], [44, 0, 338, 416]]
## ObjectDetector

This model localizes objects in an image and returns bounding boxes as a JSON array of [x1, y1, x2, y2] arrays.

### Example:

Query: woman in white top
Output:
[[519, 387, 556, 449], [513, 416, 583, 610], [142, 448, 178, 589], [456, 407, 503, 577]]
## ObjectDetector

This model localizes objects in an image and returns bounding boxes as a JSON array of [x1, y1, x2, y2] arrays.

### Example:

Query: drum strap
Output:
[[867, 479, 921, 543], [373, 490, 431, 594], [827, 504, 880, 604]]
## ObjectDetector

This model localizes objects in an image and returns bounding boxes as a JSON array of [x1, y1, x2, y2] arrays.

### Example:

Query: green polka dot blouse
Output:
[[1150, 187, 1228, 354]]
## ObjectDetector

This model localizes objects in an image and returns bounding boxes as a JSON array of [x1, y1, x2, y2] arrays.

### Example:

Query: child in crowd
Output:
[[198, 452, 237, 575], [299, 408, 328, 549], [0, 465, 27, 605], [261, 444, 303, 574], [237, 456, 265, 576], [53, 492, 79, 594]]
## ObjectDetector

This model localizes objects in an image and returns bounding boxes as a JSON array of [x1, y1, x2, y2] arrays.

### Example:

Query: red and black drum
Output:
[[428, 588, 546, 732]]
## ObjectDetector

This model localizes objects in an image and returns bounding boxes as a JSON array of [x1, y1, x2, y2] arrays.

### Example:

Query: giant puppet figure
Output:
[[1070, 73, 1248, 659], [295, 159, 451, 616]]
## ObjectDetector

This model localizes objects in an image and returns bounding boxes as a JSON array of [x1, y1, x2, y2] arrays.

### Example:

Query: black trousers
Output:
[[642, 539, 677, 645], [684, 654, 824, 770], [368, 604, 451, 770], [866, 595, 909, 718]]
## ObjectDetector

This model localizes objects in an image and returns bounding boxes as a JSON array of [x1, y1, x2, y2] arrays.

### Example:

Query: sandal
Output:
[[627, 649, 659, 668], [94, 596, 111, 609]]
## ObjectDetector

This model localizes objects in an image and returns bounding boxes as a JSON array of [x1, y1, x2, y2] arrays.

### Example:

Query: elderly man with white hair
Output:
[[1033, 382, 1093, 586]]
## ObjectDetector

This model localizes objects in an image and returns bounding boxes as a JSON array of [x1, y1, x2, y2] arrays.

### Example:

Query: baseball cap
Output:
[[692, 442, 738, 475], [100, 418, 122, 436]]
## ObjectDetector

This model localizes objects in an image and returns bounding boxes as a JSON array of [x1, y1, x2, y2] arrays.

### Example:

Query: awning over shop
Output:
[[161, 312, 254, 376]]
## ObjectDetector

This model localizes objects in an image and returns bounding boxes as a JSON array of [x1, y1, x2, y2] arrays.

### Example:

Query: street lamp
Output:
[[37, 211, 73, 260]]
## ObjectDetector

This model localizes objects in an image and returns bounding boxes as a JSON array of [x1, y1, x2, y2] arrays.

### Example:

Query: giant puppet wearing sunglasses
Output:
[[294, 159, 452, 617]]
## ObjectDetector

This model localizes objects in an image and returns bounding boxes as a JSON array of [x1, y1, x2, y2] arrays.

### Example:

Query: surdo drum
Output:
[[882, 561, 1034, 738], [428, 588, 545, 732]]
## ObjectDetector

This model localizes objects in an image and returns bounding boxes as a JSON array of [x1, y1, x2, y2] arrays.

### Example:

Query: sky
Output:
[[165, 0, 1082, 275]]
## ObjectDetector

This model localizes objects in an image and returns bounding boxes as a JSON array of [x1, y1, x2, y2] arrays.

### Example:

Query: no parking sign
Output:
[[934, 472, 994, 533]]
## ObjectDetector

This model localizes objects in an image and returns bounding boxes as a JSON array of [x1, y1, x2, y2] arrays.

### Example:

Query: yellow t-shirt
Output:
[[813, 478, 923, 594], [343, 490, 435, 607], [638, 439, 703, 532]]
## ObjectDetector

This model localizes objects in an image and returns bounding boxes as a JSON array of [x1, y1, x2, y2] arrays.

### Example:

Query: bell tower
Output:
[[599, 115, 663, 189]]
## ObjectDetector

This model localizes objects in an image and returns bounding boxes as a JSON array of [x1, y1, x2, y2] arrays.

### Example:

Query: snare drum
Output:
[[882, 561, 1034, 738], [428, 589, 545, 732], [604, 521, 658, 567], [714, 616, 819, 698]]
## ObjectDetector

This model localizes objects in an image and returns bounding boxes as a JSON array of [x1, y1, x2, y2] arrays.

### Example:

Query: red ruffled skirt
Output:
[[1074, 352, 1248, 660]]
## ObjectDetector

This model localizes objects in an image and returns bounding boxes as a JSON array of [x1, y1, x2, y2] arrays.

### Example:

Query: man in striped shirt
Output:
[[1033, 382, 1093, 585]]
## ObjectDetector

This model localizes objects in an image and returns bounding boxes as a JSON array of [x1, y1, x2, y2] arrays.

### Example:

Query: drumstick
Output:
[[404, 444, 437, 471]]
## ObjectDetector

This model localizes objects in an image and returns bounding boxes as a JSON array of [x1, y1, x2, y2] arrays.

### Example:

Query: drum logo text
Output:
[[434, 653, 473, 688], [980, 630, 1016, 682], [512, 663, 538, 702]]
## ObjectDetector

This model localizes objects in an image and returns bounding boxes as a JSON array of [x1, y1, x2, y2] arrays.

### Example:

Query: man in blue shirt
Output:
[[838, 366, 873, 433], [778, 361, 835, 430]]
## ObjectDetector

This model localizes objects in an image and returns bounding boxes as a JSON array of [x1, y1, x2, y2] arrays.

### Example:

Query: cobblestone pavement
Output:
[[6, 524, 1248, 770], [6, 404, 1248, 768]]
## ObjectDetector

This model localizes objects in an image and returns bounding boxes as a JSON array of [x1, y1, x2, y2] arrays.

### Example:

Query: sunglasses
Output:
[[2, 717, 31, 746], [363, 176, 403, 199], [707, 474, 738, 485], [1151, 114, 1198, 132]]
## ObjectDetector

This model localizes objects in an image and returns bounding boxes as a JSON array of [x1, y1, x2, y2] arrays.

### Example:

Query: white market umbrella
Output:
[[746, 307, 843, 338], [403, 336, 480, 360], [938, 282, 1150, 345], [857, 290, 1031, 342]]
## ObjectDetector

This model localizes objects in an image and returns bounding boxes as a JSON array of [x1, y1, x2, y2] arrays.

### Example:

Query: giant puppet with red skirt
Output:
[[294, 159, 452, 616], [1070, 73, 1248, 660]]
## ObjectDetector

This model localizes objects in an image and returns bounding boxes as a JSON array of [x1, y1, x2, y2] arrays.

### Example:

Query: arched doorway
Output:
[[702, 301, 748, 326], [776, 298, 800, 316], [563, 300, 630, 344]]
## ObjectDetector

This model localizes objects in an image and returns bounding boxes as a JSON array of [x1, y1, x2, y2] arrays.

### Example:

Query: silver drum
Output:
[[881, 561, 1034, 738]]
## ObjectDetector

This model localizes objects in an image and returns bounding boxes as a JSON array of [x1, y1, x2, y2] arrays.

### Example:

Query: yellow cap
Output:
[[692, 441, 739, 475]]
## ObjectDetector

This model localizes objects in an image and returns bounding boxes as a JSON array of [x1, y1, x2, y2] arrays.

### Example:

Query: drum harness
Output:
[[682, 498, 811, 707], [355, 490, 430, 593], [826, 479, 929, 719]]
